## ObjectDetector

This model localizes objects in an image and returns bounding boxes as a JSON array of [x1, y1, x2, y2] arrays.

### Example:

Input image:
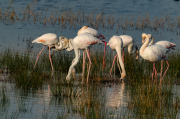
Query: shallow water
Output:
[[0, 0, 180, 118]]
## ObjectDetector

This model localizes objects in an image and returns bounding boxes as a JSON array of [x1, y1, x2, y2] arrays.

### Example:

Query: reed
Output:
[[0, 48, 180, 86], [0, 85, 10, 111], [128, 84, 179, 118], [1, 1, 180, 34]]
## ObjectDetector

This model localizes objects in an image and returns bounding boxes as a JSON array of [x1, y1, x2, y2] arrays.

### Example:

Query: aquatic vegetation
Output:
[[128, 84, 179, 118]]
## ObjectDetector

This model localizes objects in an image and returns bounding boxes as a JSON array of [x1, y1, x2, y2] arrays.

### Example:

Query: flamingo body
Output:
[[32, 33, 58, 46], [78, 26, 105, 39], [66, 33, 107, 83], [73, 33, 103, 49], [155, 41, 176, 51], [32, 33, 59, 75], [108, 35, 126, 79], [140, 33, 169, 84], [140, 44, 167, 62]]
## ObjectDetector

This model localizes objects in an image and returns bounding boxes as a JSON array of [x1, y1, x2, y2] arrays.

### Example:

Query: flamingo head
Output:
[[99, 34, 105, 39], [142, 33, 150, 44], [121, 72, 126, 79]]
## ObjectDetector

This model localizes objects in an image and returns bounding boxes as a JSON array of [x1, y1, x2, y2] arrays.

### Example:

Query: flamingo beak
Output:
[[99, 34, 105, 39]]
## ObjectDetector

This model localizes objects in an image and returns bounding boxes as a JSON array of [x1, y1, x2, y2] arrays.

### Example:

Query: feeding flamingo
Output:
[[109, 35, 139, 78], [140, 33, 169, 84], [142, 33, 176, 79], [32, 33, 62, 74], [66, 33, 107, 83], [107, 35, 126, 81]]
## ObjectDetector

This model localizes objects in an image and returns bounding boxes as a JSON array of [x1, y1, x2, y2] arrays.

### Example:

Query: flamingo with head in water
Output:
[[66, 33, 107, 83], [32, 33, 63, 74], [107, 35, 126, 81], [109, 35, 139, 78]]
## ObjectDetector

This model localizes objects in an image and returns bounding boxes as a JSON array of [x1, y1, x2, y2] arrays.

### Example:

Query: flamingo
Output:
[[142, 33, 176, 79], [107, 35, 126, 81], [32, 33, 62, 74], [66, 33, 107, 83], [140, 33, 169, 84], [78, 26, 105, 39], [109, 35, 138, 78]]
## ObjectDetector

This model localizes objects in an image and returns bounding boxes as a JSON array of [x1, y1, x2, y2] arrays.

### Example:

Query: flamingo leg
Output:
[[154, 63, 157, 81], [86, 49, 92, 83], [160, 60, 163, 80], [49, 46, 54, 74], [117, 55, 122, 74], [160, 60, 169, 84], [110, 54, 118, 78], [34, 46, 46, 69], [82, 50, 86, 83], [113, 51, 115, 77], [152, 62, 155, 82], [122, 48, 124, 63]]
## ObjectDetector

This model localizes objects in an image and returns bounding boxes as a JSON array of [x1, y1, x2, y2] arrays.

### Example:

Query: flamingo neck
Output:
[[66, 39, 74, 51], [66, 48, 80, 81], [55, 41, 63, 50], [140, 34, 149, 55], [116, 45, 126, 77], [149, 36, 154, 45]]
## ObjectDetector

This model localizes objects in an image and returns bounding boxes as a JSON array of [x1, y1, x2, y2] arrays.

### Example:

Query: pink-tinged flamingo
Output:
[[66, 33, 107, 83], [140, 33, 169, 84], [78, 26, 105, 39], [32, 33, 61, 74], [142, 33, 176, 79], [107, 35, 126, 81]]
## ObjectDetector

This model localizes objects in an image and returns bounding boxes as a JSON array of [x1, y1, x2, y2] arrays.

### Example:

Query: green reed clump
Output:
[[0, 49, 50, 90], [166, 52, 180, 83], [128, 84, 179, 118]]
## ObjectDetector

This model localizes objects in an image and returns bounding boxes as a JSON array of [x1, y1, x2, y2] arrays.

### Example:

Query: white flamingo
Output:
[[140, 33, 169, 84], [142, 33, 176, 79], [109, 35, 138, 78], [78, 26, 105, 39], [66, 33, 107, 83], [32, 33, 62, 74], [107, 35, 126, 81]]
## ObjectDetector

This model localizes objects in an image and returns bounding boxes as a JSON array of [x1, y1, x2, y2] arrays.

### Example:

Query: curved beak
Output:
[[99, 34, 105, 39]]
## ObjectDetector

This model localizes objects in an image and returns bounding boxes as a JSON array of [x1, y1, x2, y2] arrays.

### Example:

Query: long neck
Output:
[[140, 34, 149, 55], [149, 36, 154, 45], [66, 39, 74, 51], [116, 46, 126, 77], [54, 41, 63, 50], [66, 48, 80, 81]]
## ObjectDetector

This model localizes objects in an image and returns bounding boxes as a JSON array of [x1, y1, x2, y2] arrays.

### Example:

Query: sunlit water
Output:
[[0, 0, 180, 118]]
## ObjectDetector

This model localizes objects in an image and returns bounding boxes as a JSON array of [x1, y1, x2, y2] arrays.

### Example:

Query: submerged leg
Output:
[[160, 60, 169, 84], [122, 48, 124, 63], [160, 60, 163, 80], [152, 62, 155, 82], [34, 46, 46, 69], [82, 50, 86, 83], [86, 49, 92, 83]]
